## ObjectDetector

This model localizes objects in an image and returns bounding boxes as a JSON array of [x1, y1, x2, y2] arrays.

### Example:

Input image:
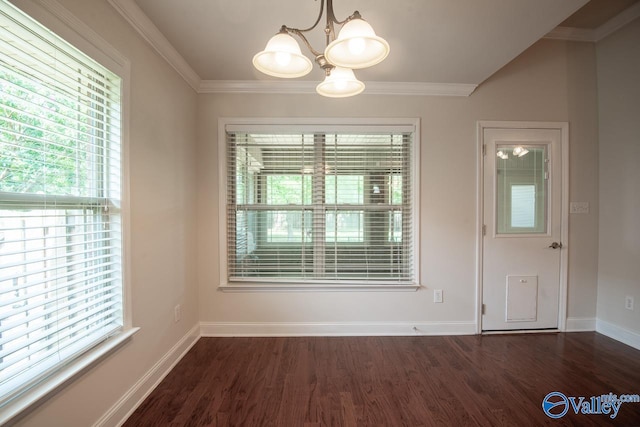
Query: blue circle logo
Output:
[[542, 392, 569, 419]]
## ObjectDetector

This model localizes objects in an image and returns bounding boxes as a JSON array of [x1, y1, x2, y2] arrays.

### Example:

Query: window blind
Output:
[[226, 128, 414, 285], [0, 1, 122, 405]]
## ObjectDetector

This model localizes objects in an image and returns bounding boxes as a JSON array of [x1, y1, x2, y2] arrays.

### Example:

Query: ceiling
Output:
[[561, 0, 639, 28], [125, 0, 637, 89]]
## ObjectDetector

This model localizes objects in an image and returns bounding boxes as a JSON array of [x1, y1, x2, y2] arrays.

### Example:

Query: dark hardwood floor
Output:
[[124, 332, 640, 426]]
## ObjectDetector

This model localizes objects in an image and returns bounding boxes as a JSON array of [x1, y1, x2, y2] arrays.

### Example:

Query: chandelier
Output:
[[252, 0, 390, 98]]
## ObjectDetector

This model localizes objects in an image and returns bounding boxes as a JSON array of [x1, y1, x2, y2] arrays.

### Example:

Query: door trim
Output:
[[476, 121, 569, 334]]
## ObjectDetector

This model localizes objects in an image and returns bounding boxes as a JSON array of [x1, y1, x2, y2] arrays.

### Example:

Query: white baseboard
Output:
[[94, 324, 201, 427], [565, 317, 596, 332], [596, 319, 640, 351], [200, 321, 477, 337]]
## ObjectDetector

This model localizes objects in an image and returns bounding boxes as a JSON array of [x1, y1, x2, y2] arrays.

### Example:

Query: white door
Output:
[[482, 127, 564, 331]]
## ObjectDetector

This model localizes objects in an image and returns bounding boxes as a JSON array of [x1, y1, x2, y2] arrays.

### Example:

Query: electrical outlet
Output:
[[625, 296, 634, 311], [174, 304, 181, 322], [433, 289, 443, 303]]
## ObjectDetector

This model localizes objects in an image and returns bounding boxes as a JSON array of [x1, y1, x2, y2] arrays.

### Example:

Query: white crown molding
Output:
[[198, 80, 477, 97], [107, 0, 201, 92], [36, 0, 129, 68], [106, 0, 639, 93], [107, 0, 477, 97], [544, 26, 596, 42], [199, 80, 318, 95], [594, 1, 640, 41], [366, 81, 477, 96], [545, 2, 640, 43]]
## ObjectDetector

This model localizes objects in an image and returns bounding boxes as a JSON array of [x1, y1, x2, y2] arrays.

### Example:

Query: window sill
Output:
[[0, 327, 140, 426], [218, 283, 421, 292]]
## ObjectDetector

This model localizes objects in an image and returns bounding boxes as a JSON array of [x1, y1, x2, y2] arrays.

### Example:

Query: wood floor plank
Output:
[[124, 333, 640, 426]]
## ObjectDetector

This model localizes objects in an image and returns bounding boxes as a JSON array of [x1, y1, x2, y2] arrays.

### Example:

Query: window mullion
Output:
[[312, 134, 325, 278]]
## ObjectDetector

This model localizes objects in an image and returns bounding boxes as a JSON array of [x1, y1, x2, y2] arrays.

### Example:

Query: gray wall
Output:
[[197, 39, 600, 331], [596, 17, 640, 337]]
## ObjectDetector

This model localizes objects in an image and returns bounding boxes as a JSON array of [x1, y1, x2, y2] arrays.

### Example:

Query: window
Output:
[[495, 145, 547, 234], [223, 122, 418, 286], [0, 0, 124, 409]]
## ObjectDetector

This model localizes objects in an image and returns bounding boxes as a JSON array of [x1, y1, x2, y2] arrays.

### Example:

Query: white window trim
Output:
[[0, 0, 137, 424], [217, 117, 421, 291]]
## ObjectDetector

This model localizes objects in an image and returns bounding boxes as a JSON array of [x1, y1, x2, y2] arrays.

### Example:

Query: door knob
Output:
[[549, 242, 563, 249]]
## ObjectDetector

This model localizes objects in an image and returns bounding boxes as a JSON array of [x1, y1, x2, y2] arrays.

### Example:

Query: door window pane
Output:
[[496, 145, 547, 234], [511, 185, 536, 227]]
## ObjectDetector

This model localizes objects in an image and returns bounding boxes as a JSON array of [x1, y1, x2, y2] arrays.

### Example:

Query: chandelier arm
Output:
[[287, 28, 323, 57], [278, 0, 364, 61]]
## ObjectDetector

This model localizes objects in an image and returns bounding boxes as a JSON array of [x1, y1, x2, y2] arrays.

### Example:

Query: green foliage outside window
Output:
[[0, 70, 97, 196]]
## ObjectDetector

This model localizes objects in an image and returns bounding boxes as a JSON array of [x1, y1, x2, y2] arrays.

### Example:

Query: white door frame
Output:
[[476, 121, 569, 334]]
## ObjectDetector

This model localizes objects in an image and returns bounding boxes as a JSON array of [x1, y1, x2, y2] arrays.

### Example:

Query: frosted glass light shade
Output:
[[513, 146, 529, 157], [316, 67, 365, 98], [253, 33, 313, 78], [325, 18, 389, 69]]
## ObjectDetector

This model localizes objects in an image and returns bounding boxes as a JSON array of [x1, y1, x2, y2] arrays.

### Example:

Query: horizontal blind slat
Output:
[[0, 45, 120, 111], [0, 251, 117, 283], [0, 28, 121, 102], [0, 275, 120, 328], [0, 315, 120, 382], [0, 267, 119, 315], [0, 9, 121, 97], [0, 98, 120, 148], [0, 299, 120, 362], [0, 294, 120, 360], [0, 70, 122, 131]]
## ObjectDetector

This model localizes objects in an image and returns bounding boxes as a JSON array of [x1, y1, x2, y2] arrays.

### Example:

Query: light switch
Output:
[[570, 202, 589, 214]]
